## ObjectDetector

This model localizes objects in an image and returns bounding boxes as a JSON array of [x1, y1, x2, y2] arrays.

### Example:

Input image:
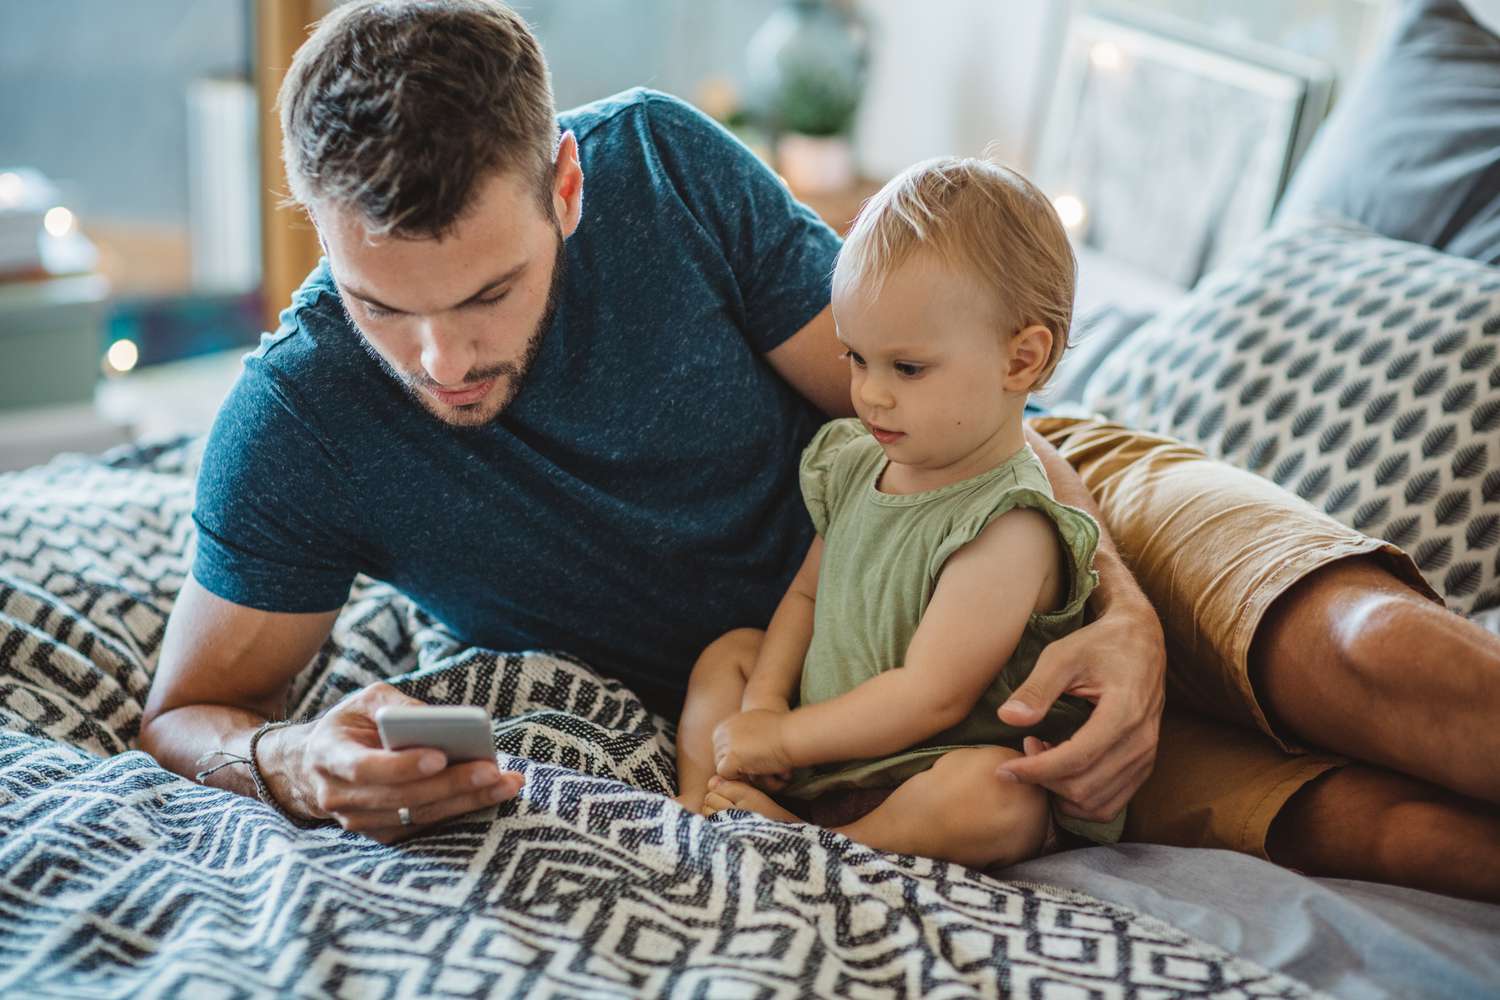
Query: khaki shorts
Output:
[[1029, 416, 1441, 859]]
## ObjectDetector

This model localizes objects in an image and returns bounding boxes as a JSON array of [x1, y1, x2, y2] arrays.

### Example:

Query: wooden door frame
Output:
[[255, 0, 322, 333]]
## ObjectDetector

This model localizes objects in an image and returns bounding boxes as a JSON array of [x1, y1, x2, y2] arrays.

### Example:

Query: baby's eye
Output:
[[895, 362, 926, 377], [840, 350, 867, 368]]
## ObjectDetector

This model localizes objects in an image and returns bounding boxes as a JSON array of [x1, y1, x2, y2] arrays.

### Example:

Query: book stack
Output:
[[0, 168, 54, 278]]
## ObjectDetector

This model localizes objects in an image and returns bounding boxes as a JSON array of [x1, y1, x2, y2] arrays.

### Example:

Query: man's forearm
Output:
[[140, 705, 312, 816], [1025, 425, 1152, 617]]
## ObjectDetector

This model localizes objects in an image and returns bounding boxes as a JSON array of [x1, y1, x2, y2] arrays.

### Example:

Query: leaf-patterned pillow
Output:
[[1083, 219, 1500, 615]]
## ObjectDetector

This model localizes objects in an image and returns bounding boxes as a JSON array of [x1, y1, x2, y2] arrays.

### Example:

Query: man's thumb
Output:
[[998, 656, 1071, 726]]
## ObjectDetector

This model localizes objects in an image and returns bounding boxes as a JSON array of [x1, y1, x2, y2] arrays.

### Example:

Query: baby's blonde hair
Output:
[[833, 157, 1076, 388]]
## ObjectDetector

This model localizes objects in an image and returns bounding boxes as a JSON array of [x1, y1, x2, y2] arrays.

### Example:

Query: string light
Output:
[[43, 206, 75, 237], [105, 339, 140, 374], [1090, 42, 1123, 71], [1053, 194, 1088, 232]]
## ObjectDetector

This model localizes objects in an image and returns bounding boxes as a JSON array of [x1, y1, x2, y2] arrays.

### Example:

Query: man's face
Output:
[[318, 147, 580, 428]]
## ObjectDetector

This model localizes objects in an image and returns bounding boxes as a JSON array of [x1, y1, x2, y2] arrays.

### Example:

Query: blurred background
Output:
[[0, 0, 1433, 469]]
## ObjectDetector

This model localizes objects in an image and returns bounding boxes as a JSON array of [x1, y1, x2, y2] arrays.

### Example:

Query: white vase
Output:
[[777, 133, 856, 195]]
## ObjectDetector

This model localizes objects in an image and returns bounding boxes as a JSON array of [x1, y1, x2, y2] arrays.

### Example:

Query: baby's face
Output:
[[832, 253, 1025, 475]]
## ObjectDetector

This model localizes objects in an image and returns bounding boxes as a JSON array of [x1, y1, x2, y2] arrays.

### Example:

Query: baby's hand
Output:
[[713, 709, 792, 780]]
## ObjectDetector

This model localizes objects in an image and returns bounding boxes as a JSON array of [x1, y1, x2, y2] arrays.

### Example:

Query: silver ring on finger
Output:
[[398, 806, 412, 827]]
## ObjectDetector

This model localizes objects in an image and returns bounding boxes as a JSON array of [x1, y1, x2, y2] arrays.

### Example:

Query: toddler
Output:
[[673, 157, 1123, 869]]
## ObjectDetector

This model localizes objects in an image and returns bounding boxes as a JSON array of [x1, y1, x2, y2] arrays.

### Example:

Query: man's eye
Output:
[[473, 291, 509, 308], [361, 301, 392, 318]]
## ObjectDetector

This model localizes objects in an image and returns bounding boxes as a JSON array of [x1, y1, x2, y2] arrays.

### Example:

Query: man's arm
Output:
[[995, 426, 1167, 822], [764, 304, 854, 419], [140, 576, 522, 842]]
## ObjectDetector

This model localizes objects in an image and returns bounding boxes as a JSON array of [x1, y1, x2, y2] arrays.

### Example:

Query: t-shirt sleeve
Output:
[[191, 355, 365, 613], [798, 418, 866, 535], [640, 91, 842, 354]]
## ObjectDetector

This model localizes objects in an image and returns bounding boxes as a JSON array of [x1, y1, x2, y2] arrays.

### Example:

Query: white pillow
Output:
[[1083, 219, 1500, 615]]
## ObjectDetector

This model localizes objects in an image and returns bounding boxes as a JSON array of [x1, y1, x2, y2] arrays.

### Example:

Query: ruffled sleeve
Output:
[[928, 488, 1101, 635], [798, 418, 867, 535]]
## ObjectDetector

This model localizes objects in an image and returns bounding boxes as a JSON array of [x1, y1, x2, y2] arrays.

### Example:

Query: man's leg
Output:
[[1251, 554, 1500, 900], [1030, 415, 1500, 900], [1266, 763, 1500, 901], [1252, 554, 1500, 803]]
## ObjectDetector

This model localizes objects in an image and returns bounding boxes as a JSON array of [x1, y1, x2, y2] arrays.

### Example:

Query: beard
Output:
[[351, 227, 568, 429]]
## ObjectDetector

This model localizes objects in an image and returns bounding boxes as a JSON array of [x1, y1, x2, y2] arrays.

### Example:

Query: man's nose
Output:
[[418, 318, 478, 386]]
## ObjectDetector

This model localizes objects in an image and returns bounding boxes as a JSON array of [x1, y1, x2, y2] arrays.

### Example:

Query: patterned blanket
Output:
[[0, 439, 1325, 998]]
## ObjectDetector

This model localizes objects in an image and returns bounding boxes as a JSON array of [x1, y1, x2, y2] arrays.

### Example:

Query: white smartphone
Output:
[[375, 705, 495, 764]]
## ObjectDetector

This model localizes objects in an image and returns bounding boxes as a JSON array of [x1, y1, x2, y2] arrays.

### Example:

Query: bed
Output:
[[4, 1, 1500, 996]]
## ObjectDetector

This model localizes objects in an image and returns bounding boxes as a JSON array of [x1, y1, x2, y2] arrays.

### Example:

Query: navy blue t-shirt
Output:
[[192, 89, 842, 692]]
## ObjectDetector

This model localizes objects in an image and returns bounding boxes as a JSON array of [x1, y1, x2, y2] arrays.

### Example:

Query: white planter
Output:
[[777, 133, 856, 194]]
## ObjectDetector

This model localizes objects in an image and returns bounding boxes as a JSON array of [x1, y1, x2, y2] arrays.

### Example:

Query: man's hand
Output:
[[994, 602, 1165, 822], [260, 682, 524, 844], [713, 709, 793, 781]]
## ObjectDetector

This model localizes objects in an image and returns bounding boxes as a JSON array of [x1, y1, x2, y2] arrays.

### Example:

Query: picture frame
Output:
[[1035, 11, 1334, 289]]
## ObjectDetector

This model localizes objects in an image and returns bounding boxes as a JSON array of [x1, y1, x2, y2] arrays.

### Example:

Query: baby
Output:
[[672, 157, 1122, 870]]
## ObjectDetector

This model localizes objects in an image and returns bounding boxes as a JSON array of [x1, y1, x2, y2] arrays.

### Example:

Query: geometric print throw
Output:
[[0, 438, 1326, 998], [1084, 218, 1500, 615]]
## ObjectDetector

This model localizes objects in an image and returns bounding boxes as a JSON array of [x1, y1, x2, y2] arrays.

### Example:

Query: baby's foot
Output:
[[671, 792, 704, 814], [702, 776, 801, 823]]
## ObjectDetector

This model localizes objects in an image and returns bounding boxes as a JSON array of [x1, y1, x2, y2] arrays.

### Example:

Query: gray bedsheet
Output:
[[1005, 844, 1500, 999]]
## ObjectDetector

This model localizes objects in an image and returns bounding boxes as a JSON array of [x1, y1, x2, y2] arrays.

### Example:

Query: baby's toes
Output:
[[702, 791, 733, 815]]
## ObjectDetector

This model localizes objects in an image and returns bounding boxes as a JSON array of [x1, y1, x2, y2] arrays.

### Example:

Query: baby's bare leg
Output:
[[673, 628, 763, 812], [831, 748, 1051, 869]]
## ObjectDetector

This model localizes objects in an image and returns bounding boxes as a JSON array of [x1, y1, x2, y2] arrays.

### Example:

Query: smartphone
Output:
[[375, 705, 495, 764]]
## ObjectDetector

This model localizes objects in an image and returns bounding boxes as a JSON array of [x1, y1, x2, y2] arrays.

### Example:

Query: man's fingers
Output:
[[337, 775, 524, 836], [1050, 736, 1156, 820], [324, 744, 449, 785], [1054, 756, 1147, 822], [998, 701, 1125, 787], [337, 761, 521, 813], [997, 646, 1079, 726]]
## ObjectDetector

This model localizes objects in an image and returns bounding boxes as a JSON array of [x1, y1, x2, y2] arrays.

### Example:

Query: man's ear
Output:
[[1004, 324, 1054, 392], [552, 130, 583, 238]]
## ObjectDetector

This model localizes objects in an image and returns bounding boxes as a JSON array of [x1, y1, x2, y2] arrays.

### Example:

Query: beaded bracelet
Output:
[[195, 719, 327, 829]]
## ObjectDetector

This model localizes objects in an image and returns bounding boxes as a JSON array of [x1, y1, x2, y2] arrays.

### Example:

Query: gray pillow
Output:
[[1276, 0, 1500, 265], [1083, 218, 1500, 615]]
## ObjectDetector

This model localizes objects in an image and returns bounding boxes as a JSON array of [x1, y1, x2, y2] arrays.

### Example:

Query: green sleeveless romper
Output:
[[779, 418, 1124, 844]]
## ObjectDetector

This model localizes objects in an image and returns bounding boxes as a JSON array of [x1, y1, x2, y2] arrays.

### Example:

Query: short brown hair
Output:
[[834, 157, 1076, 387], [279, 0, 557, 238]]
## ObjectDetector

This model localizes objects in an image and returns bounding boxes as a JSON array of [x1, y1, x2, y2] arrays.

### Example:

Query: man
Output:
[[140, 0, 1499, 899]]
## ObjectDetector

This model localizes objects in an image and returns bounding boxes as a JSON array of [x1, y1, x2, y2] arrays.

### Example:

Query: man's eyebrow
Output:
[[344, 262, 527, 314]]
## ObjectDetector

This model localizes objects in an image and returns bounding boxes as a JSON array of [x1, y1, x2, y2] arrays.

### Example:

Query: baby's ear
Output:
[[1005, 324, 1054, 391]]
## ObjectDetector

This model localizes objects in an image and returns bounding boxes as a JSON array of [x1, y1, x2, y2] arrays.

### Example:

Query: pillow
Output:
[[1276, 0, 1500, 265], [1039, 306, 1156, 409], [1082, 219, 1500, 615]]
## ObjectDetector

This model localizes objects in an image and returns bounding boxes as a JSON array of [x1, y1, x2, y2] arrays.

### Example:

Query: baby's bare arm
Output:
[[781, 509, 1060, 767], [741, 535, 824, 712]]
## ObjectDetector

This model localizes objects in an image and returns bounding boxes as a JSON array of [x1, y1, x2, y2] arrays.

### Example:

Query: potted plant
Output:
[[745, 0, 869, 194]]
